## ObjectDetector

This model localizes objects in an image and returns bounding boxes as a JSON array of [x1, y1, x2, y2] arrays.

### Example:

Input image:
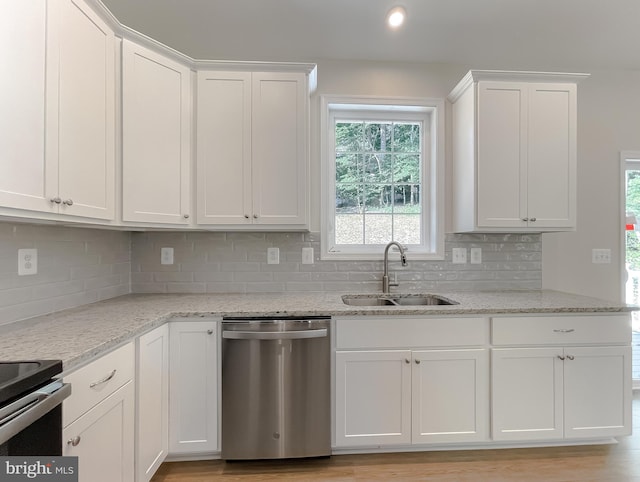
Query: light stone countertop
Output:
[[0, 290, 635, 371]]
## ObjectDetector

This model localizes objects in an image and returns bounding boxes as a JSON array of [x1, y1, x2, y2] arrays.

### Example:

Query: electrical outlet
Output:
[[267, 247, 280, 264], [18, 248, 37, 276], [470, 247, 482, 264], [592, 248, 611, 264], [161, 247, 174, 265], [452, 247, 467, 264], [302, 247, 314, 264]]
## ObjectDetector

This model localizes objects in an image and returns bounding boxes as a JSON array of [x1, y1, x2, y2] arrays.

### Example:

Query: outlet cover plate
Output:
[[161, 247, 174, 265], [592, 248, 611, 264], [18, 248, 38, 275], [267, 247, 280, 264]]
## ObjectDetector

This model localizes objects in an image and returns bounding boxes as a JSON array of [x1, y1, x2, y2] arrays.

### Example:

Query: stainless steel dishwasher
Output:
[[221, 316, 331, 460]]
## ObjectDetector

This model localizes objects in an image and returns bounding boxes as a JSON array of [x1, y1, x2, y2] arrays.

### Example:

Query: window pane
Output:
[[336, 122, 364, 152], [336, 214, 364, 244], [364, 214, 392, 244], [364, 184, 393, 213], [336, 183, 363, 213], [336, 153, 362, 183], [393, 214, 421, 245], [364, 122, 392, 152], [392, 123, 421, 152], [364, 154, 393, 183], [393, 154, 420, 184]]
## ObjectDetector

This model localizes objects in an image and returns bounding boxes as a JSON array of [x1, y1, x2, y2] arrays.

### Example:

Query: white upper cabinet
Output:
[[122, 40, 191, 224], [47, 0, 116, 220], [449, 71, 588, 233], [196, 69, 310, 229], [0, 1, 49, 213]]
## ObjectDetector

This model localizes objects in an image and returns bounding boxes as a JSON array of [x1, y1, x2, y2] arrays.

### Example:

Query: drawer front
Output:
[[492, 314, 631, 346], [63, 342, 135, 426], [336, 317, 489, 349]]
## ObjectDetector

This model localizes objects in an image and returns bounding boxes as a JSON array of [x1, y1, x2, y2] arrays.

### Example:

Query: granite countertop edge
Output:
[[0, 290, 634, 372]]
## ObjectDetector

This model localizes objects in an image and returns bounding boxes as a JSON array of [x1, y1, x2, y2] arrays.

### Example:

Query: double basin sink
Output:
[[342, 293, 458, 306]]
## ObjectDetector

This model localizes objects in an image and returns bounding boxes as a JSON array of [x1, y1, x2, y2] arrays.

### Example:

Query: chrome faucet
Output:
[[382, 241, 407, 293]]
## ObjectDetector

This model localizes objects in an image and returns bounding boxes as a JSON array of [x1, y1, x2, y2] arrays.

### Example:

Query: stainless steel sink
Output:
[[342, 294, 458, 306]]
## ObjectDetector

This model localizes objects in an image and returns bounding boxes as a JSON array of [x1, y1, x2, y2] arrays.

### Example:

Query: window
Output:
[[321, 96, 444, 260]]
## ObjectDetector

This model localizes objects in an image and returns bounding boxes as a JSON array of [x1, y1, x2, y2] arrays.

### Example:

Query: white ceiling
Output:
[[100, 0, 640, 71]]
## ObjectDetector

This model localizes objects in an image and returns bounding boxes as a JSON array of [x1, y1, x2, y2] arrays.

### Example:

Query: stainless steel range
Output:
[[0, 360, 71, 455]]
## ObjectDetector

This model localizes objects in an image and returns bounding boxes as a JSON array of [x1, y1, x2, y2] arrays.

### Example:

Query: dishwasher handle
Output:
[[222, 328, 327, 340]]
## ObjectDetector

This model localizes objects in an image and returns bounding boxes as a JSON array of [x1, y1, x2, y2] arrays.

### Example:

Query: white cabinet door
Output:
[[137, 325, 169, 482], [476, 82, 528, 228], [122, 40, 191, 224], [63, 381, 135, 482], [169, 321, 218, 455], [491, 347, 564, 441], [196, 71, 252, 225], [47, 0, 116, 220], [335, 350, 412, 447], [527, 83, 576, 228], [251, 72, 308, 226], [196, 70, 309, 228], [412, 349, 489, 444], [0, 1, 51, 213], [563, 346, 632, 439]]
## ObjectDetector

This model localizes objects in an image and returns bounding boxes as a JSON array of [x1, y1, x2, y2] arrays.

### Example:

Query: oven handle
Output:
[[0, 381, 71, 445], [222, 328, 327, 340]]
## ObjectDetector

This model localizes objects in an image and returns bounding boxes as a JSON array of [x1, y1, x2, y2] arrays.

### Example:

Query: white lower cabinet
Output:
[[168, 320, 219, 456], [62, 343, 135, 482], [335, 348, 488, 448], [136, 325, 169, 482], [491, 314, 632, 442], [63, 382, 135, 482], [334, 316, 490, 449]]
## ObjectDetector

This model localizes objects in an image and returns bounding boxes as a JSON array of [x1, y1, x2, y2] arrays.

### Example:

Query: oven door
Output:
[[0, 380, 71, 455]]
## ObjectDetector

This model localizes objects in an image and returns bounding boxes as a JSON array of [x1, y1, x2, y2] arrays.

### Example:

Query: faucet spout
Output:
[[382, 241, 407, 293]]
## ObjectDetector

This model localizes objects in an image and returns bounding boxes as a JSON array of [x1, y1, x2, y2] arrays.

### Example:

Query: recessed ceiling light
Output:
[[386, 6, 407, 29]]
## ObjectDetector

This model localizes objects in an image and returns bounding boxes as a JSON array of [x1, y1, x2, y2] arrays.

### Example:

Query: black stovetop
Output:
[[0, 360, 62, 406]]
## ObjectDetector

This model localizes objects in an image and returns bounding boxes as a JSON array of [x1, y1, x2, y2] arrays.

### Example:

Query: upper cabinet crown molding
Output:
[[447, 70, 590, 103]]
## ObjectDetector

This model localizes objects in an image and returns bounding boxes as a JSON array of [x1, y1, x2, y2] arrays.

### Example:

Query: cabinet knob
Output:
[[415, 359, 421, 364], [183, 214, 190, 219], [244, 214, 250, 219], [207, 329, 214, 335], [67, 436, 81, 447], [522, 217, 529, 222], [566, 355, 575, 361], [530, 217, 537, 222], [62, 199, 73, 206], [50, 197, 62, 204], [253, 214, 258, 219], [557, 355, 565, 361], [405, 359, 410, 364]]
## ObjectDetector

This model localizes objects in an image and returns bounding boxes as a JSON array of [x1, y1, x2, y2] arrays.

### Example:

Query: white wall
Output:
[[543, 70, 640, 302]]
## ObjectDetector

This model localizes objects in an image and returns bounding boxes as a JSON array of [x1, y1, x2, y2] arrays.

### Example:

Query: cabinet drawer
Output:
[[63, 342, 135, 426], [492, 314, 631, 346], [336, 317, 489, 349]]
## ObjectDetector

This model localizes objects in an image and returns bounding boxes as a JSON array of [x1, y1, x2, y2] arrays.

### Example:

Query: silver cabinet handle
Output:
[[67, 436, 81, 446], [522, 218, 529, 222], [207, 329, 214, 335], [183, 214, 190, 219], [253, 214, 258, 219], [89, 369, 116, 388], [566, 355, 575, 361], [557, 355, 565, 360], [244, 214, 250, 219], [62, 199, 73, 206], [50, 197, 62, 204], [405, 359, 410, 364], [553, 329, 575, 333], [415, 359, 421, 364], [530, 217, 537, 222]]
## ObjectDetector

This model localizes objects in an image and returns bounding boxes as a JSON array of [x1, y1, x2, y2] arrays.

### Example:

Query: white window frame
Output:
[[320, 95, 445, 260]]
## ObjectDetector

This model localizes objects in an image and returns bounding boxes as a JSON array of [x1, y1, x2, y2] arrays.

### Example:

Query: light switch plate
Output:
[[18, 248, 37, 275], [302, 247, 314, 264], [592, 248, 611, 264], [452, 247, 467, 264]]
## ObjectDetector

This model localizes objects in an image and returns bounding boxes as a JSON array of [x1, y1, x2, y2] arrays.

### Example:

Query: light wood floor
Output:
[[152, 393, 640, 482]]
